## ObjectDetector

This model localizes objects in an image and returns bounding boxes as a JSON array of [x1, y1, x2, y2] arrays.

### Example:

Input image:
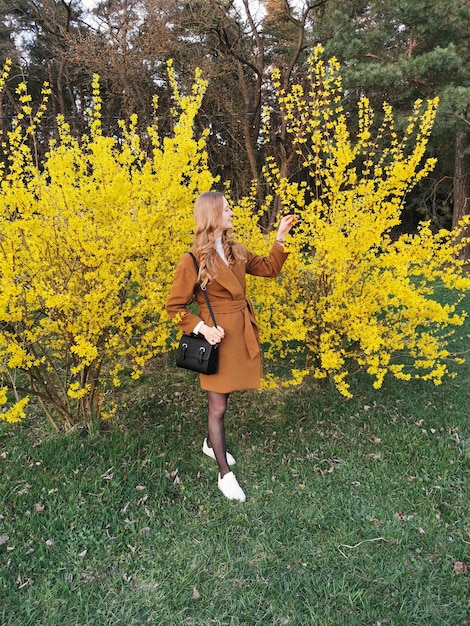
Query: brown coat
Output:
[[165, 241, 289, 393]]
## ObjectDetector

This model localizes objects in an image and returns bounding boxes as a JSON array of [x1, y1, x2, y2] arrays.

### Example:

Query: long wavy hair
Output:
[[192, 191, 246, 286]]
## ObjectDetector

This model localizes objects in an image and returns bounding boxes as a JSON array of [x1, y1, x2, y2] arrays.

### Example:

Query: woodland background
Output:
[[1, 0, 469, 233]]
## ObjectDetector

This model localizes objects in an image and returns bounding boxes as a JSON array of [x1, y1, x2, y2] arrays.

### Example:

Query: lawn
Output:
[[1, 344, 469, 625]]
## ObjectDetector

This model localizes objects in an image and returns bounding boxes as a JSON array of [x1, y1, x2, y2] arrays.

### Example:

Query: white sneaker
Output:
[[218, 472, 246, 502], [202, 438, 236, 466]]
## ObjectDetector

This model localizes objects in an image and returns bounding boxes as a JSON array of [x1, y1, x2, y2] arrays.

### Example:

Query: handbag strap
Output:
[[187, 252, 218, 329]]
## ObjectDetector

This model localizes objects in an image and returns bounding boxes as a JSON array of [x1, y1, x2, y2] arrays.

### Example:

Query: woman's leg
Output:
[[206, 391, 230, 477], [206, 391, 246, 501]]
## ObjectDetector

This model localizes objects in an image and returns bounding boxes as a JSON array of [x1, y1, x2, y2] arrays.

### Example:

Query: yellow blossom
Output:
[[251, 45, 470, 394], [0, 63, 216, 428]]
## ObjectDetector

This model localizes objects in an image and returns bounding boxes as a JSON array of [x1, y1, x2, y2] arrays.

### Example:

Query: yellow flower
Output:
[[1, 397, 29, 423], [254, 46, 469, 394], [0, 63, 216, 427]]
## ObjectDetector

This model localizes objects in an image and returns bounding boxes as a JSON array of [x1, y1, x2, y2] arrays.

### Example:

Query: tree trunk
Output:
[[452, 131, 470, 260]]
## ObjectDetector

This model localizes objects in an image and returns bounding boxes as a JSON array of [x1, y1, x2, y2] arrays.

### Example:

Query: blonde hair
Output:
[[193, 191, 246, 286]]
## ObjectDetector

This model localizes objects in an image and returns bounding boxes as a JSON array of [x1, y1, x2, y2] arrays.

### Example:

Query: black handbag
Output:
[[176, 253, 219, 375]]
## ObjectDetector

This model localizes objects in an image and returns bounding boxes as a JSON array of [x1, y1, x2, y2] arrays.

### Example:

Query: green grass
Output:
[[1, 352, 469, 624]]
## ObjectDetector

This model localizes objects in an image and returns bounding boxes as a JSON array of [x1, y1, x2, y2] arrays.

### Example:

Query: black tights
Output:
[[206, 391, 230, 477]]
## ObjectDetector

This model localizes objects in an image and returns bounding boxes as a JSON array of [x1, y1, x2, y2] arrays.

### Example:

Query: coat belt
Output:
[[200, 298, 260, 359]]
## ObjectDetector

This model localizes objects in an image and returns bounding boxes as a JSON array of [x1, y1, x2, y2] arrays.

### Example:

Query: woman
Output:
[[166, 191, 297, 502]]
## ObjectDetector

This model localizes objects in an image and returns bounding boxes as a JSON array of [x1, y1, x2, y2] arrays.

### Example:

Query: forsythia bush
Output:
[[1, 48, 469, 429], [237, 46, 470, 396], [0, 60, 215, 428]]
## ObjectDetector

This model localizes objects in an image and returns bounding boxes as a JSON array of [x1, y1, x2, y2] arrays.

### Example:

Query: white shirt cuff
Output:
[[193, 320, 204, 335]]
